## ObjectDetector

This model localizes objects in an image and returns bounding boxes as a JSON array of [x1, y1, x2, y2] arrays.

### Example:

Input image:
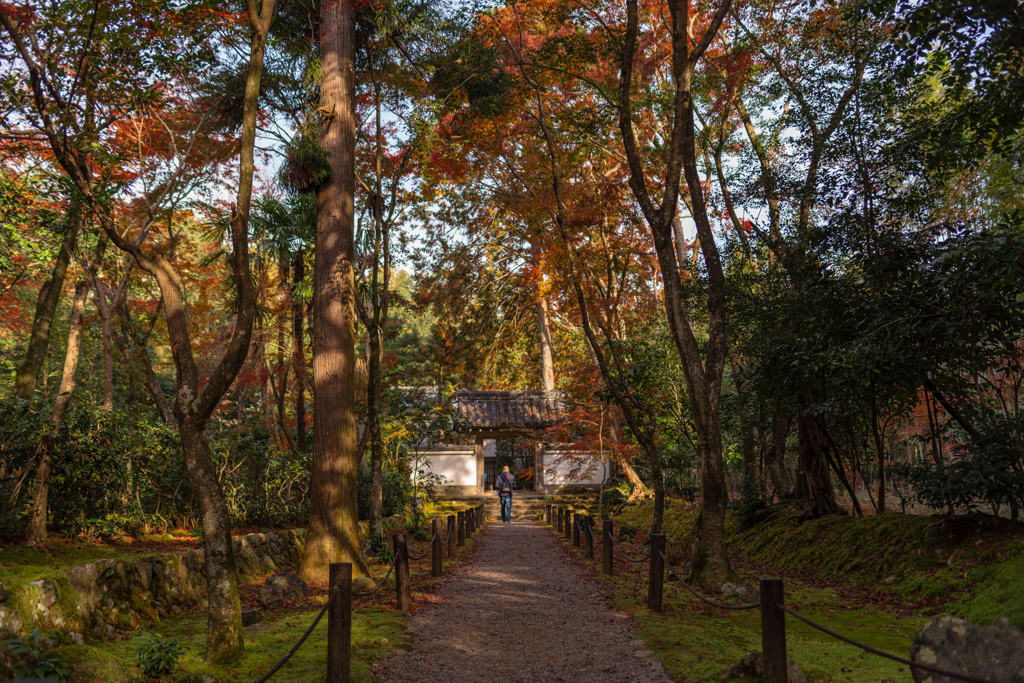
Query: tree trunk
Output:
[[93, 279, 115, 410], [292, 250, 306, 451], [300, 0, 368, 581], [117, 301, 176, 424], [729, 354, 757, 485], [537, 296, 556, 391], [26, 230, 107, 545], [368, 323, 384, 537], [177, 410, 244, 661], [797, 414, 843, 519], [14, 205, 82, 399], [870, 388, 887, 513], [764, 411, 791, 495]]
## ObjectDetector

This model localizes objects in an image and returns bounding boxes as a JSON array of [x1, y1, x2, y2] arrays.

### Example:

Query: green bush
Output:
[[0, 399, 313, 536], [368, 533, 394, 565], [4, 630, 69, 682], [135, 635, 186, 677]]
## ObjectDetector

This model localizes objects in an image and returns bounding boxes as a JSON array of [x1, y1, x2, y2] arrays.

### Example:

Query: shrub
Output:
[[4, 630, 69, 682], [135, 635, 186, 677], [357, 466, 412, 521], [368, 533, 394, 565]]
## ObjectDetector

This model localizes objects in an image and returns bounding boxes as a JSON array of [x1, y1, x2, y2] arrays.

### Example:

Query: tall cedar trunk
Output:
[[14, 205, 82, 399], [537, 296, 556, 391], [2, 0, 273, 663], [27, 231, 107, 544], [93, 279, 115, 410], [300, 0, 368, 581], [292, 250, 307, 451]]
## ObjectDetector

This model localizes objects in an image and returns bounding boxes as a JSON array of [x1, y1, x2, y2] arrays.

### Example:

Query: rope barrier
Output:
[[777, 605, 998, 683], [253, 592, 334, 683], [607, 534, 650, 564], [352, 551, 401, 598], [658, 551, 759, 611], [587, 524, 604, 545], [407, 529, 439, 561]]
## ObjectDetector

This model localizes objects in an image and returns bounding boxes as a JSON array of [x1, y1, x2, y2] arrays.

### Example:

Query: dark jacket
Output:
[[495, 471, 517, 496]]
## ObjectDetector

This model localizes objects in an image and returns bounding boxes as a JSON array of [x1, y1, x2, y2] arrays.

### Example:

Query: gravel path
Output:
[[373, 520, 670, 683]]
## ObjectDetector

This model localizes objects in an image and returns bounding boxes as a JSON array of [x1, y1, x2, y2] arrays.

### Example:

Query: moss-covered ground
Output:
[[554, 500, 1023, 683], [2, 511, 484, 682]]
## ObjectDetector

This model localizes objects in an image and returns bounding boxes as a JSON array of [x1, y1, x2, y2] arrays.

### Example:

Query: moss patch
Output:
[[576, 502, 1024, 682], [50, 644, 144, 683], [610, 499, 1024, 627], [95, 605, 404, 683]]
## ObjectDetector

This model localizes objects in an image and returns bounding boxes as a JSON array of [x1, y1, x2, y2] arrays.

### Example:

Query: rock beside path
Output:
[[374, 521, 672, 683], [719, 651, 808, 683], [258, 572, 309, 608], [911, 616, 1024, 683]]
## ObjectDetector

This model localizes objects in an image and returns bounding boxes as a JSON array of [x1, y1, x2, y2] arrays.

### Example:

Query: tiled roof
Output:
[[454, 390, 565, 431]]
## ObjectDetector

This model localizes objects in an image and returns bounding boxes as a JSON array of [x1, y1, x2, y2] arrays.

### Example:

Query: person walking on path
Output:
[[495, 466, 516, 522]]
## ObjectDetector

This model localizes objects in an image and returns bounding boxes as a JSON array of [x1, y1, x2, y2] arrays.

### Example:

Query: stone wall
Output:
[[0, 529, 305, 640]]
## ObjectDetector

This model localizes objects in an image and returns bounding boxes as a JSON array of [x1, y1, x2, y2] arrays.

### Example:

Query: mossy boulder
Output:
[[50, 644, 144, 683]]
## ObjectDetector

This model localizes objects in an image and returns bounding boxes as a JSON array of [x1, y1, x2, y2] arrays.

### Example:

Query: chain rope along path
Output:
[[374, 520, 671, 683]]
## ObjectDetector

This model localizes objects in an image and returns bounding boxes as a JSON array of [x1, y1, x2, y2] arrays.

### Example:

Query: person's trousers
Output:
[[500, 495, 512, 522]]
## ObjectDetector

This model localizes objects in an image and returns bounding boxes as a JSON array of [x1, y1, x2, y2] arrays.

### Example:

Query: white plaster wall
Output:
[[422, 452, 477, 486], [544, 451, 608, 486]]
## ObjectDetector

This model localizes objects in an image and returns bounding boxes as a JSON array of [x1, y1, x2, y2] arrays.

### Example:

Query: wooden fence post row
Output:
[[572, 512, 580, 547], [647, 533, 665, 613], [457, 510, 465, 547], [602, 519, 613, 575], [556, 507, 563, 533], [564, 510, 572, 540], [760, 578, 788, 683], [447, 515, 456, 557], [545, 504, 551, 525]]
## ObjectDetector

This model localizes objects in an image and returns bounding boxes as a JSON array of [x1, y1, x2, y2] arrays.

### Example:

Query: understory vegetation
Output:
[[559, 500, 1024, 682]]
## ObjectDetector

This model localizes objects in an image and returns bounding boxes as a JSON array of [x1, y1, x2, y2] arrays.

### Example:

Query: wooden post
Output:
[[761, 578, 788, 683], [478, 504, 484, 526], [647, 533, 665, 613], [545, 504, 551, 525], [467, 506, 474, 536], [447, 515, 456, 557], [572, 512, 580, 547], [431, 517, 443, 577], [556, 507, 563, 533], [564, 510, 572, 539], [584, 517, 593, 559], [394, 533, 412, 611], [327, 563, 352, 683], [457, 510, 465, 547], [602, 519, 613, 575]]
